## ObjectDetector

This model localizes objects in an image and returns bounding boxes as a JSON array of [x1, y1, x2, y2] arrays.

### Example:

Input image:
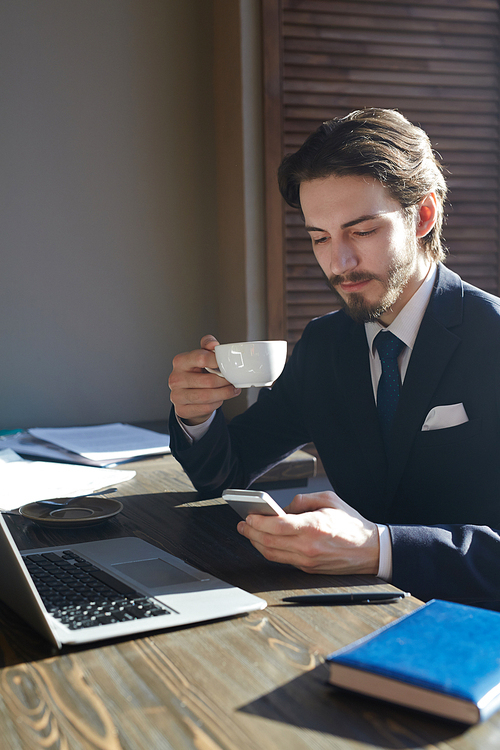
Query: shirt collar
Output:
[[365, 263, 437, 354]]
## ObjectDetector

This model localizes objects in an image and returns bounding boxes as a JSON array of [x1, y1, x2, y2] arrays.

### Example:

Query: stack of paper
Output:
[[0, 423, 171, 467], [0, 448, 136, 510]]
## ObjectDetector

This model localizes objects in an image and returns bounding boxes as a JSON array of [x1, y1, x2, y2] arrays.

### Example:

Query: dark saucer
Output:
[[19, 497, 123, 527]]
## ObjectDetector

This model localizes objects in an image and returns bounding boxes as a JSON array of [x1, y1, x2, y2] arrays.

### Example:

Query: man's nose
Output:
[[329, 240, 358, 277]]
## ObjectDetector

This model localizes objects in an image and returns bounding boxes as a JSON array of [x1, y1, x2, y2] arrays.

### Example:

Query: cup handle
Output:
[[205, 366, 225, 378]]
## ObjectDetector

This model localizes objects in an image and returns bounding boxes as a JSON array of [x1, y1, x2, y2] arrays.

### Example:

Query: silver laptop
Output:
[[0, 513, 266, 648]]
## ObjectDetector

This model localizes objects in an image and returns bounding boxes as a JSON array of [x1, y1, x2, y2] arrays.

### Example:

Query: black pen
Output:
[[282, 591, 410, 605]]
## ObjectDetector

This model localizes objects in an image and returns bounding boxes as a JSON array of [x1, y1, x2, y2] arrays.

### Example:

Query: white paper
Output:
[[0, 454, 135, 510], [28, 423, 170, 461], [0, 434, 100, 465], [0, 448, 25, 464]]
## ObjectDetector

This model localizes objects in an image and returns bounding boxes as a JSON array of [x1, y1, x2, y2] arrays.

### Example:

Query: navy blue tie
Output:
[[374, 331, 405, 445]]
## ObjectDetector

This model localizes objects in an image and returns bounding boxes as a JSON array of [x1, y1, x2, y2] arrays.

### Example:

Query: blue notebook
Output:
[[326, 599, 500, 723]]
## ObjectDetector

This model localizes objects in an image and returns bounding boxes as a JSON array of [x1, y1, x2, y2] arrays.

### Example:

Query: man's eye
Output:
[[312, 236, 328, 245], [355, 229, 376, 237]]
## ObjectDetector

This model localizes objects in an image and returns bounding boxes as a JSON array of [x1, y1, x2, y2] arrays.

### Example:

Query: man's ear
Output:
[[415, 192, 437, 239]]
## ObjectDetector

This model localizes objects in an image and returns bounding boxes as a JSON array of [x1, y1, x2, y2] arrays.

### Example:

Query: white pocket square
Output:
[[421, 403, 469, 432]]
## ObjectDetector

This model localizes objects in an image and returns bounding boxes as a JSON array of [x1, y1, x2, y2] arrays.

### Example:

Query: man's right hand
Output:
[[168, 335, 242, 426]]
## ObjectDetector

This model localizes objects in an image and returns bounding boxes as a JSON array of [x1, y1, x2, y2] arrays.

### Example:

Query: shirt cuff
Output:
[[376, 524, 393, 581], [176, 411, 216, 444]]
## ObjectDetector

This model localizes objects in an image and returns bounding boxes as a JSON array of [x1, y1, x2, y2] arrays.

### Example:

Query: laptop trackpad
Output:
[[113, 558, 199, 588]]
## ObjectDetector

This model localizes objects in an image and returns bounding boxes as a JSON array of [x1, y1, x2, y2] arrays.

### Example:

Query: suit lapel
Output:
[[337, 320, 388, 501], [383, 264, 463, 506]]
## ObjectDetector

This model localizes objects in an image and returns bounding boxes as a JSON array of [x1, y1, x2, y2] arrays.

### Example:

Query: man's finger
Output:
[[242, 513, 306, 536], [200, 334, 220, 350], [284, 491, 345, 514]]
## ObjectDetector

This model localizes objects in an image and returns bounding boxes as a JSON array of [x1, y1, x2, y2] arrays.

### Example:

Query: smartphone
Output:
[[222, 489, 286, 519]]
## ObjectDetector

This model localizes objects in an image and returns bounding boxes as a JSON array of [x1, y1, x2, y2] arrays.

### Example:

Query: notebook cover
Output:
[[326, 599, 500, 719]]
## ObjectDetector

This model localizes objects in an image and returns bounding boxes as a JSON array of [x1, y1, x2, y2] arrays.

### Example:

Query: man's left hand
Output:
[[236, 491, 380, 575]]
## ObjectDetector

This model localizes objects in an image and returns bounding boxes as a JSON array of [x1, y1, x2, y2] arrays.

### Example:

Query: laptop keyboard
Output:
[[23, 550, 171, 630]]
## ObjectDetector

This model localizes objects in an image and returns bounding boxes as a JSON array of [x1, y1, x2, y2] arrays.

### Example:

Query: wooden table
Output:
[[1, 454, 499, 749]]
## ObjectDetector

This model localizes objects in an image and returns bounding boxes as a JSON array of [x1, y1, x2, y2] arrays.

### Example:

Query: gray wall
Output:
[[1, 1, 226, 429]]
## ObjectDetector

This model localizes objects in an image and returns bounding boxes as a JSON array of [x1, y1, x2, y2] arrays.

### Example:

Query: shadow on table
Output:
[[238, 664, 469, 748]]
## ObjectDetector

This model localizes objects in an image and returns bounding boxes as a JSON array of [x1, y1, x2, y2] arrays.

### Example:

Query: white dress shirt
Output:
[[366, 263, 437, 580], [365, 264, 437, 397], [178, 264, 438, 581]]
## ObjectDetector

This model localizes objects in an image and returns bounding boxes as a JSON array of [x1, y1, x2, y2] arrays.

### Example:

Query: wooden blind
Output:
[[263, 0, 500, 347]]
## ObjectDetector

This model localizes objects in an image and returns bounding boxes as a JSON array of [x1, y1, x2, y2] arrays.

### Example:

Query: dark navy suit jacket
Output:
[[169, 264, 500, 608]]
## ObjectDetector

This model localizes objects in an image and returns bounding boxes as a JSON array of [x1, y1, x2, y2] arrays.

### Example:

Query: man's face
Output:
[[300, 174, 430, 325]]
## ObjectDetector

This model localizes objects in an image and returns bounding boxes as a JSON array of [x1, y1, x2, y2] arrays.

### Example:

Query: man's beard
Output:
[[326, 238, 418, 324]]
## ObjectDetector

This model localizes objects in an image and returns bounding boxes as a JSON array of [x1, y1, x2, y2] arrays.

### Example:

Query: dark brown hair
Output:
[[278, 108, 448, 262]]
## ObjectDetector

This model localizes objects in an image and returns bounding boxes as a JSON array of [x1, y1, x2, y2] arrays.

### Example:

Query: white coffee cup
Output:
[[206, 340, 287, 388]]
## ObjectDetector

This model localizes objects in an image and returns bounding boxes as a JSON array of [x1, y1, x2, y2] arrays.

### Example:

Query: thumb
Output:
[[200, 334, 220, 351], [284, 491, 342, 514]]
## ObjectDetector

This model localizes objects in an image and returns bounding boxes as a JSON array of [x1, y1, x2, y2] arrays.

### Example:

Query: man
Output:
[[168, 108, 500, 609]]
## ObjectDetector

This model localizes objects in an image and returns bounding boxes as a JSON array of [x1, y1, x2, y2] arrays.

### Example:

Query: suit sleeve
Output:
[[168, 335, 313, 498], [388, 288, 500, 610], [389, 524, 500, 610]]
